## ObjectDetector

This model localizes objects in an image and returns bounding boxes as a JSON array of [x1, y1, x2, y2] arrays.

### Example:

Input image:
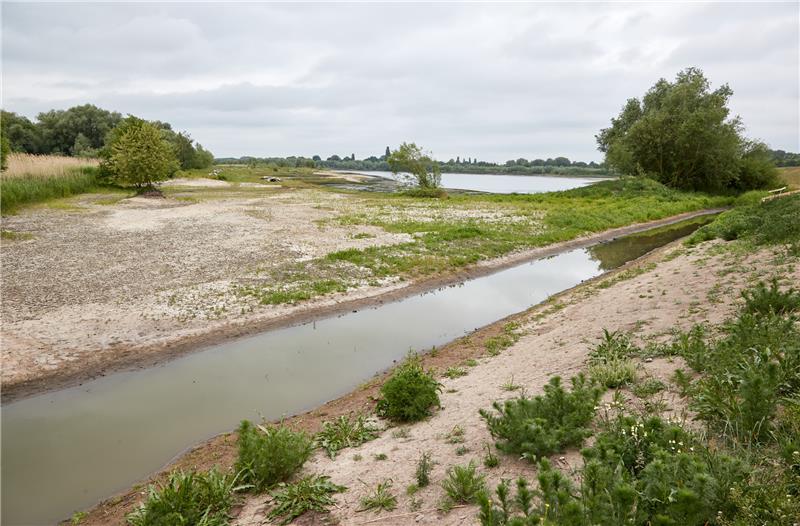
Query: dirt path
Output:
[[75, 235, 795, 526], [1, 197, 721, 404]]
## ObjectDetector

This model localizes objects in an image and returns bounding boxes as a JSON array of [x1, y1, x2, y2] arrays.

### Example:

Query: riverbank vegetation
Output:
[[598, 68, 779, 192], [0, 153, 101, 213]]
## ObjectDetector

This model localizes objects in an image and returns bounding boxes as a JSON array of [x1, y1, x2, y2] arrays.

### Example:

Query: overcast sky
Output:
[[2, 2, 798, 161]]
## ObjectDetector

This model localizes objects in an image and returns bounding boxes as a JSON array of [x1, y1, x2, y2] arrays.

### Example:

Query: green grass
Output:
[[1, 167, 100, 214], [239, 177, 731, 306], [1, 230, 34, 240], [586, 329, 639, 388]]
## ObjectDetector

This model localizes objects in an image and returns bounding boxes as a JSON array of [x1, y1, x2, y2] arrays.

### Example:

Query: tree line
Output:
[[1, 104, 213, 170]]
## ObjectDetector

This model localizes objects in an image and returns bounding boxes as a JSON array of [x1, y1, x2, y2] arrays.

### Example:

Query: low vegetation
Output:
[[314, 414, 379, 458], [234, 420, 313, 492], [478, 274, 800, 525], [359, 480, 397, 512], [376, 355, 441, 422], [480, 374, 602, 461], [126, 469, 243, 526], [586, 329, 638, 388], [267, 475, 346, 525], [1, 153, 100, 213], [441, 462, 487, 505]]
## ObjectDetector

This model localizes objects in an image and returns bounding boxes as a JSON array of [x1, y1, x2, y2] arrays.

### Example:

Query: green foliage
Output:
[[587, 330, 638, 388], [235, 420, 313, 492], [444, 366, 468, 379], [267, 475, 346, 525], [631, 377, 666, 399], [597, 67, 777, 192], [376, 355, 441, 422], [480, 374, 601, 461], [126, 469, 243, 526], [1, 110, 44, 154], [37, 104, 122, 155], [0, 133, 9, 171], [101, 117, 179, 188], [688, 194, 800, 247], [415, 451, 434, 487], [388, 142, 442, 189], [0, 167, 98, 214], [741, 278, 800, 315], [314, 415, 379, 458], [441, 462, 487, 504], [359, 480, 397, 512]]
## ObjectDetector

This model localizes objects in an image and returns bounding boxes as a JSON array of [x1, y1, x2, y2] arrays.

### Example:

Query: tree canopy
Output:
[[0, 104, 213, 169], [387, 142, 441, 189], [100, 117, 179, 188], [596, 68, 777, 192]]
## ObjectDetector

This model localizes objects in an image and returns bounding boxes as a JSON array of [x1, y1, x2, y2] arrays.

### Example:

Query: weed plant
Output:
[[587, 330, 638, 388], [441, 462, 487, 504], [267, 475, 346, 525], [359, 480, 397, 512], [415, 451, 434, 487], [235, 420, 313, 492], [315, 415, 378, 458], [126, 469, 243, 526]]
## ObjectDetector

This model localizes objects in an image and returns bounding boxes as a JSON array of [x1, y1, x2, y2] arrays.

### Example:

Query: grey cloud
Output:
[[2, 2, 797, 160]]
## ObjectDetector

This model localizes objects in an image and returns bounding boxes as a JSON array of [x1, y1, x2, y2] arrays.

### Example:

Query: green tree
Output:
[[37, 104, 122, 155], [192, 143, 214, 169], [597, 67, 776, 192], [1, 133, 10, 171], [388, 142, 441, 189], [1, 111, 44, 153], [100, 117, 178, 189]]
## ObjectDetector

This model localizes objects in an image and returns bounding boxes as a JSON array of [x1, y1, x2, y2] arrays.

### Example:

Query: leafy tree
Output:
[[384, 146, 390, 159], [100, 117, 178, 189], [327, 154, 341, 162], [37, 104, 122, 155], [72, 133, 97, 158], [1, 133, 9, 171], [1, 111, 44, 153], [388, 142, 441, 189], [192, 143, 214, 169], [597, 67, 776, 192]]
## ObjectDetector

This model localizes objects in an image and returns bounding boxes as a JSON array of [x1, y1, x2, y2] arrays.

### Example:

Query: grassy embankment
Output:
[[234, 177, 733, 305], [0, 153, 101, 214], [121, 193, 800, 526], [778, 166, 800, 190]]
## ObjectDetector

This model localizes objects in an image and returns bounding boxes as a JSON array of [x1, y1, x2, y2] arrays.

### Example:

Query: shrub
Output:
[[688, 194, 800, 247], [315, 415, 378, 458], [376, 355, 441, 422], [441, 462, 487, 504], [480, 374, 601, 461], [235, 420, 313, 492], [742, 278, 800, 315], [415, 451, 434, 488], [267, 475, 346, 525], [126, 469, 243, 526], [359, 480, 397, 512]]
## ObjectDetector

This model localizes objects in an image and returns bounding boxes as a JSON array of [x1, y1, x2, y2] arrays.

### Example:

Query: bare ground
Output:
[[72, 237, 798, 526], [0, 186, 722, 402]]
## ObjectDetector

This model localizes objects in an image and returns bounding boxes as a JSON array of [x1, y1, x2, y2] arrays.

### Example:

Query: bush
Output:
[[126, 469, 242, 526], [480, 374, 601, 461], [688, 194, 800, 247], [267, 475, 346, 525], [441, 462, 487, 504], [235, 420, 313, 492], [315, 415, 378, 458], [742, 278, 800, 315], [376, 355, 441, 422]]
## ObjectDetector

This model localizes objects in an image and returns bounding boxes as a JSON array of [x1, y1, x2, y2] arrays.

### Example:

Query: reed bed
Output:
[[2, 153, 99, 178], [1, 153, 100, 213]]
